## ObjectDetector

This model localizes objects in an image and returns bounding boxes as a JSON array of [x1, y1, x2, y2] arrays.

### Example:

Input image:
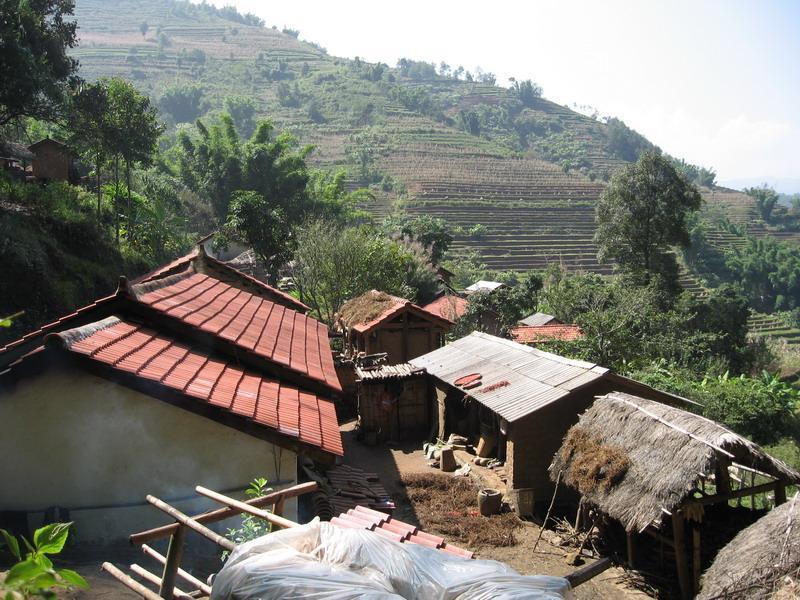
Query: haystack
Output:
[[699, 493, 800, 599], [550, 392, 800, 533]]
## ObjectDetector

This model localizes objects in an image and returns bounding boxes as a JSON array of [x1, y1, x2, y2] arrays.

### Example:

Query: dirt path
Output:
[[339, 419, 654, 599]]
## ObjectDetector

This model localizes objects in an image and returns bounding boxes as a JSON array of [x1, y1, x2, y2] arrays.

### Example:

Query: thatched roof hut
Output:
[[698, 493, 799, 599], [550, 392, 800, 534]]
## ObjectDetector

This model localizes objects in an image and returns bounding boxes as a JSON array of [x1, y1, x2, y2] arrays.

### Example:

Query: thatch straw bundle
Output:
[[699, 493, 799, 599], [549, 392, 799, 533], [336, 290, 405, 331]]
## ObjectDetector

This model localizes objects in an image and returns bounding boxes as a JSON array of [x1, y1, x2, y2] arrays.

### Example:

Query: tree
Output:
[[224, 95, 257, 137], [511, 79, 542, 107], [291, 221, 438, 324], [159, 83, 208, 123], [69, 81, 110, 220], [595, 151, 702, 289], [0, 0, 81, 125], [745, 184, 779, 222], [139, 21, 149, 37], [392, 215, 453, 264], [224, 190, 292, 283], [105, 78, 164, 244]]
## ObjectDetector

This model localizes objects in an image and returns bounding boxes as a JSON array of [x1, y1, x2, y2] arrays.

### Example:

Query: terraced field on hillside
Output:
[[71, 0, 776, 277], [748, 312, 800, 347]]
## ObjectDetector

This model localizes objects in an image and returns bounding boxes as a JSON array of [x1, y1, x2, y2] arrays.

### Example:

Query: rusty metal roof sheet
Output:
[[410, 332, 608, 422]]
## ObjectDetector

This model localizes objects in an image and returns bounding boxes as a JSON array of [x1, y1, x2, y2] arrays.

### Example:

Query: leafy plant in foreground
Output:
[[222, 478, 273, 560], [0, 522, 88, 599]]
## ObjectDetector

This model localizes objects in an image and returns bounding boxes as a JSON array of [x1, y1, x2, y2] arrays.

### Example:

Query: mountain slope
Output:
[[71, 0, 761, 274]]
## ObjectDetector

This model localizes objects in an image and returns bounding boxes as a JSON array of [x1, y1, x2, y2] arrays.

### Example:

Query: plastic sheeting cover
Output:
[[211, 519, 573, 600]]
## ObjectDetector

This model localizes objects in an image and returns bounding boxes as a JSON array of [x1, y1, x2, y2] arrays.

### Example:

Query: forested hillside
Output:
[[69, 0, 775, 275]]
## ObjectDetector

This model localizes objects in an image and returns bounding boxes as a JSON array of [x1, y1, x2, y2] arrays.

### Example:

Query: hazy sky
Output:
[[204, 0, 798, 189]]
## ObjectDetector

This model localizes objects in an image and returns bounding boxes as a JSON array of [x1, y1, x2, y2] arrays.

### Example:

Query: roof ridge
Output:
[[47, 316, 122, 349], [128, 266, 196, 300]]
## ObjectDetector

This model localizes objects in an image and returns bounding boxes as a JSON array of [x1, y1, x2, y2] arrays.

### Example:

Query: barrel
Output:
[[478, 488, 502, 516]]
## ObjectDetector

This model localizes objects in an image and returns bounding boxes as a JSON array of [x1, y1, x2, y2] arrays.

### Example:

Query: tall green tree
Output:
[[0, 0, 80, 125], [745, 184, 779, 222], [105, 78, 163, 244], [68, 81, 110, 220], [595, 151, 702, 289]]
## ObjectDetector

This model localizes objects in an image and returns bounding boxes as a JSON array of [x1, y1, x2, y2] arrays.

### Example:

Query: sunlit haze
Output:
[[196, 0, 799, 191]]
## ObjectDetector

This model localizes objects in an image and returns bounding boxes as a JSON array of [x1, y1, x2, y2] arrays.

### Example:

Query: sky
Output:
[[203, 0, 799, 191]]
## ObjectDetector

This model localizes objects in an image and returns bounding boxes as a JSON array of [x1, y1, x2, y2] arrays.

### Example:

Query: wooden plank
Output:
[[141, 544, 212, 595], [692, 526, 701, 595], [146, 495, 235, 552], [159, 526, 186, 599], [102, 562, 163, 600], [195, 486, 299, 530], [685, 481, 778, 507], [626, 531, 636, 569], [130, 482, 317, 545]]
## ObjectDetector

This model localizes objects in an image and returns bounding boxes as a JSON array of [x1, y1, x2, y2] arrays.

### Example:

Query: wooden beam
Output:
[[131, 482, 317, 545], [715, 457, 732, 496], [141, 544, 212, 595], [564, 557, 612, 588], [159, 526, 186, 599], [776, 481, 787, 505], [692, 525, 701, 595], [402, 311, 409, 362], [672, 512, 692, 600], [102, 562, 164, 600], [146, 495, 235, 552], [685, 480, 778, 507], [195, 486, 298, 530], [626, 531, 636, 569]]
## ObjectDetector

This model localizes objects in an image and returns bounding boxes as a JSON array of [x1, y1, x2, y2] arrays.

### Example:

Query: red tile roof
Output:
[[132, 247, 309, 314], [330, 505, 474, 558], [422, 295, 468, 323], [129, 270, 340, 393], [510, 324, 584, 344], [49, 317, 343, 456]]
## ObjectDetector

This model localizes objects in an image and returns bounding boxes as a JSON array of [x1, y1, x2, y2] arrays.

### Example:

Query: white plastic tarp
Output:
[[211, 519, 573, 600]]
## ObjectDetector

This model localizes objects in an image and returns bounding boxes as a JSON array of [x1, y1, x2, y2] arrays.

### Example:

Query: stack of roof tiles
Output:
[[325, 465, 395, 513], [1, 247, 344, 458], [331, 505, 474, 559]]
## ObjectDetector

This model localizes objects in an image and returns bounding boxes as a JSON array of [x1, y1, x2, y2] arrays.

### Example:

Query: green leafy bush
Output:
[[0, 522, 88, 598]]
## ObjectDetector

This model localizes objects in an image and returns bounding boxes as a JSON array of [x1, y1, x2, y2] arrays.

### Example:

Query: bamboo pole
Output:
[[102, 562, 163, 600], [146, 495, 235, 552], [130, 564, 193, 600], [131, 482, 317, 545], [141, 544, 212, 596], [194, 486, 299, 530]]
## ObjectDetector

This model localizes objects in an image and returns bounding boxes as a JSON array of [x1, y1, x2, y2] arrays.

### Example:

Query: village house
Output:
[[410, 332, 692, 515], [550, 392, 800, 599], [0, 246, 342, 546], [29, 138, 72, 183], [518, 311, 561, 327], [336, 290, 453, 364]]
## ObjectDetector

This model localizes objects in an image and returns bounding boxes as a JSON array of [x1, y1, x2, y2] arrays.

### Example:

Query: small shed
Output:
[[410, 332, 689, 513], [518, 312, 561, 327], [549, 392, 800, 599], [29, 138, 71, 183], [699, 492, 799, 599], [354, 363, 429, 443], [336, 290, 453, 363], [464, 280, 506, 295]]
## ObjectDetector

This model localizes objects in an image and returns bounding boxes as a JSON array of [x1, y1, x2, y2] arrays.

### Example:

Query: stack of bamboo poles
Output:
[[102, 481, 319, 600]]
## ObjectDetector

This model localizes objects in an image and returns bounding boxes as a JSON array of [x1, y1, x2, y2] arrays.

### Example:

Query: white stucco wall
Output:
[[0, 366, 297, 546]]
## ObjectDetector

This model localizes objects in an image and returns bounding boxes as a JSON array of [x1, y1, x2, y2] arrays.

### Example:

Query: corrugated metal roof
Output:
[[464, 280, 505, 293], [410, 332, 608, 422], [518, 312, 560, 327], [355, 363, 426, 381]]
